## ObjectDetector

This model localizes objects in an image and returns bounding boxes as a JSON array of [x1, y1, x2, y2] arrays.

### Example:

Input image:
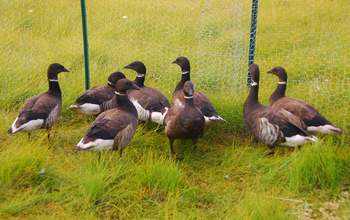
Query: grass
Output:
[[1, 0, 350, 219]]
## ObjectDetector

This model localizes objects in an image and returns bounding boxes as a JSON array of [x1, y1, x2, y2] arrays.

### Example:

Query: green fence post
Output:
[[247, 0, 259, 86], [80, 0, 90, 90]]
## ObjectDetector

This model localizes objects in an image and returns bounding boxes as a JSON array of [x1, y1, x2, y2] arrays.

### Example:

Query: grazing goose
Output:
[[74, 78, 140, 156], [172, 56, 226, 126], [267, 67, 343, 134], [8, 63, 70, 139], [68, 71, 126, 116], [122, 61, 170, 124], [243, 64, 317, 148], [164, 81, 205, 155]]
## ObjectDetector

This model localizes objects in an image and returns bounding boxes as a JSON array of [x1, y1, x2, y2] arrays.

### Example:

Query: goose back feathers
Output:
[[164, 81, 205, 155], [74, 78, 140, 155], [243, 64, 317, 148], [267, 67, 342, 134], [8, 63, 70, 138], [68, 71, 126, 116], [123, 61, 170, 124], [172, 56, 226, 126]]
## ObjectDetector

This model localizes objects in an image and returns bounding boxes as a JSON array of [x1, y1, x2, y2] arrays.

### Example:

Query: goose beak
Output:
[[172, 60, 176, 64], [132, 84, 140, 90], [187, 87, 194, 96], [63, 67, 70, 72], [123, 65, 130, 69], [267, 70, 272, 73]]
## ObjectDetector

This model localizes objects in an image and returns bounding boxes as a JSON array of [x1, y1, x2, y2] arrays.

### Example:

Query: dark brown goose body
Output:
[[172, 56, 226, 126], [268, 67, 342, 134], [122, 61, 170, 124], [8, 63, 69, 139], [243, 64, 317, 148], [68, 72, 126, 116], [164, 81, 205, 155], [74, 78, 140, 156]]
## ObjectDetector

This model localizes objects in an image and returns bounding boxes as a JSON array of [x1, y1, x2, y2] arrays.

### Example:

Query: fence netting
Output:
[[1, 0, 349, 130]]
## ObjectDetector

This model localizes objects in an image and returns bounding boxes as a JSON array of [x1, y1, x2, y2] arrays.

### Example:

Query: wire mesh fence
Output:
[[1, 0, 349, 131]]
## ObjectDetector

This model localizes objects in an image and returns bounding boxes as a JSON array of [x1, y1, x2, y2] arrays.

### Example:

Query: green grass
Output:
[[1, 0, 350, 219]]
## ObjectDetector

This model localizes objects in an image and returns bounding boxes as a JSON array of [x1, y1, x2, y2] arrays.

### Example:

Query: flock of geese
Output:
[[7, 57, 343, 156]]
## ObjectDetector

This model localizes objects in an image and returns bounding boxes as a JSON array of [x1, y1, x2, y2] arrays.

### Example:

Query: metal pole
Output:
[[247, 0, 259, 85], [80, 0, 90, 90]]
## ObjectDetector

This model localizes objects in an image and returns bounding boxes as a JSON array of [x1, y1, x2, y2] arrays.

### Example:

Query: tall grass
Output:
[[1, 0, 350, 219]]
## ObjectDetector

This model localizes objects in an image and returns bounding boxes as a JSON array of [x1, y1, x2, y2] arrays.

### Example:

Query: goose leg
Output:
[[169, 139, 175, 155]]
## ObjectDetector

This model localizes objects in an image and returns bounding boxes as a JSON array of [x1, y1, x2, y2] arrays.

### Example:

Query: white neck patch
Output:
[[278, 82, 286, 84], [49, 79, 59, 82], [108, 81, 114, 86], [182, 71, 189, 75], [251, 81, 258, 86], [115, 91, 127, 96], [184, 96, 193, 99], [137, 73, 145, 78]]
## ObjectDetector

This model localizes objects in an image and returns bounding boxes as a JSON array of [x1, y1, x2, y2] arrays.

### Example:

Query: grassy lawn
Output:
[[1, 0, 349, 219]]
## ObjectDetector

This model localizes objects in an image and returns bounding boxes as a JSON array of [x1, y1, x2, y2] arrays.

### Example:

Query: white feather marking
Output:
[[182, 71, 189, 74], [280, 135, 318, 147], [258, 117, 279, 146], [173, 98, 183, 107], [49, 79, 59, 82], [44, 104, 61, 129], [151, 107, 169, 124], [68, 103, 101, 116], [10, 117, 44, 133], [205, 115, 226, 126], [251, 81, 258, 86], [75, 138, 114, 151], [278, 82, 287, 84], [114, 123, 137, 150], [307, 124, 343, 134], [137, 73, 145, 77], [130, 99, 150, 122]]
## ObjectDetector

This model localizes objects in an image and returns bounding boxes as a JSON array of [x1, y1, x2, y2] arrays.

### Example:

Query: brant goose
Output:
[[68, 71, 126, 116], [122, 61, 170, 124], [74, 78, 140, 156], [8, 63, 70, 139], [267, 67, 343, 134], [163, 81, 205, 155], [172, 56, 226, 126], [243, 64, 317, 148]]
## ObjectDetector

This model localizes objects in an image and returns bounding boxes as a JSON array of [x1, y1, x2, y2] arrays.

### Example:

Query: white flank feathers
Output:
[[151, 107, 169, 124], [281, 135, 318, 147], [258, 117, 280, 146], [205, 115, 226, 126], [307, 124, 343, 134], [131, 99, 150, 122], [68, 103, 101, 116], [9, 117, 44, 133], [75, 138, 114, 151]]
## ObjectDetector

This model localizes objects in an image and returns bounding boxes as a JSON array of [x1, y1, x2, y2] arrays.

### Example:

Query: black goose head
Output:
[[249, 63, 260, 85], [267, 67, 287, 82], [47, 63, 70, 81], [183, 81, 194, 97], [108, 71, 126, 86], [123, 61, 146, 76], [115, 78, 140, 95], [172, 56, 190, 72]]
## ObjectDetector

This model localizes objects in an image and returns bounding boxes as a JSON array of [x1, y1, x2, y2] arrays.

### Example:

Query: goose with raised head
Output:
[[243, 64, 317, 148], [267, 66, 342, 134], [8, 63, 70, 139], [164, 81, 205, 156], [172, 56, 226, 126]]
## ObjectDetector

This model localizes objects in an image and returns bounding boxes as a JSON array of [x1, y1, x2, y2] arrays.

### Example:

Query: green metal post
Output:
[[80, 0, 90, 90], [247, 0, 259, 85]]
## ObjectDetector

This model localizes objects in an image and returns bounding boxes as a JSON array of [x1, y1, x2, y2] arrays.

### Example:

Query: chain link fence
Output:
[[1, 0, 349, 131]]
